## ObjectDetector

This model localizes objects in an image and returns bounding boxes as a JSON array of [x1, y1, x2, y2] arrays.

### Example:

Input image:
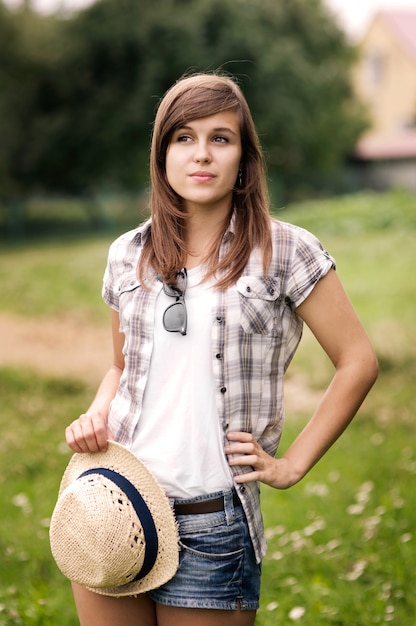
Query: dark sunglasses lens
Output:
[[163, 301, 187, 335]]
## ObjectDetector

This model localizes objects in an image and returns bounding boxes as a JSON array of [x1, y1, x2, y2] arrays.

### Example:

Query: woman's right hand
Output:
[[65, 411, 114, 453]]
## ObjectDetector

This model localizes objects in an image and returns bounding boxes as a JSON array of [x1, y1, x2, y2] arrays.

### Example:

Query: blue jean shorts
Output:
[[148, 489, 261, 611]]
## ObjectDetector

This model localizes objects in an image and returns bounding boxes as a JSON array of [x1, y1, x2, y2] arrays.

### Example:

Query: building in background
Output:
[[352, 9, 416, 192]]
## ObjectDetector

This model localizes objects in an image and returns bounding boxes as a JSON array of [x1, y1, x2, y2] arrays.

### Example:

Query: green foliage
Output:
[[257, 409, 416, 624], [0, 367, 88, 625], [0, 0, 367, 197], [0, 235, 111, 319], [1, 191, 415, 623], [0, 4, 66, 196]]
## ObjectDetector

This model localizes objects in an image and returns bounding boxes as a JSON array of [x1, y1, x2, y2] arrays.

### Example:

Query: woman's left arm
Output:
[[226, 269, 379, 489]]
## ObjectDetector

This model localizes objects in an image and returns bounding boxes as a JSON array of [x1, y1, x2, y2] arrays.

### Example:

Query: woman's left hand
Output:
[[225, 431, 299, 490]]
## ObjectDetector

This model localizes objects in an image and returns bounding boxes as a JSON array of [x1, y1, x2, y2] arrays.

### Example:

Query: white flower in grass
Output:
[[362, 515, 382, 541], [326, 538, 342, 551], [315, 537, 343, 555], [347, 503, 364, 515], [340, 559, 367, 581], [304, 517, 326, 536], [278, 534, 291, 547], [389, 488, 404, 509], [322, 605, 338, 617], [401, 532, 412, 543], [356, 481, 374, 503], [266, 601, 279, 611], [265, 525, 285, 539], [289, 606, 306, 620], [304, 482, 329, 497], [270, 551, 284, 560], [379, 582, 391, 601], [11, 493, 32, 515]]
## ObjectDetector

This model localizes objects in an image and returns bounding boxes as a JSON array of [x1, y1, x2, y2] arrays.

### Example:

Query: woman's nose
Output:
[[193, 141, 211, 163]]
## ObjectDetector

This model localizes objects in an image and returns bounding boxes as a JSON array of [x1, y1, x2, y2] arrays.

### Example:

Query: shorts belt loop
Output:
[[224, 489, 237, 526]]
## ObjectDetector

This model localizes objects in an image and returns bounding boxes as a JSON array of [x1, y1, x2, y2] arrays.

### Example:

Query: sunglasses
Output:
[[162, 268, 187, 335]]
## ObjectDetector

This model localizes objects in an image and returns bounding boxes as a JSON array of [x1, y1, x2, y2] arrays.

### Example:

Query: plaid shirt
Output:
[[103, 216, 335, 562]]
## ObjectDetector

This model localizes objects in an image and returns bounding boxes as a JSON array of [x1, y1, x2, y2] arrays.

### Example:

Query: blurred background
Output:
[[0, 2, 415, 624], [1, 0, 415, 242]]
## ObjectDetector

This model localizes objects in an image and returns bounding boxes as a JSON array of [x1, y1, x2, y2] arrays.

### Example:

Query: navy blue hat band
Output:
[[78, 467, 158, 582]]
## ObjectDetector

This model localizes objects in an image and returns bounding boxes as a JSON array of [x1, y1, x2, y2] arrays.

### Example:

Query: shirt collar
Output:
[[133, 218, 152, 246]]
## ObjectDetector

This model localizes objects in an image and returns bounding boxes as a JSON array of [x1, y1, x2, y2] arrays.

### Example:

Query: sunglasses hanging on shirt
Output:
[[161, 268, 188, 336]]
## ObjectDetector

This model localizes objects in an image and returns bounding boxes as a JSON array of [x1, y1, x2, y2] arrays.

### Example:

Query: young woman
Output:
[[65, 73, 378, 626]]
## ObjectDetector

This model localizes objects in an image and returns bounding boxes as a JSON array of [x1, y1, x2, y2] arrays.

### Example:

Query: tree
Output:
[[0, 0, 368, 198]]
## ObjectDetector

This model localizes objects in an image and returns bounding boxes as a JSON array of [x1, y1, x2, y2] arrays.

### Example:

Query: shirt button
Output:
[[216, 353, 223, 360], [246, 286, 251, 293], [269, 288, 275, 295], [220, 387, 227, 394], [216, 316, 224, 323]]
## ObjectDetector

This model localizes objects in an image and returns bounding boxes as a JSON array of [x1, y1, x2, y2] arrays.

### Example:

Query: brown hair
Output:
[[138, 72, 272, 288]]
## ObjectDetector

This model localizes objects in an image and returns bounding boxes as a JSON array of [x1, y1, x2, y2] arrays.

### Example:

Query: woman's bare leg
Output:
[[156, 603, 256, 626], [72, 583, 157, 626]]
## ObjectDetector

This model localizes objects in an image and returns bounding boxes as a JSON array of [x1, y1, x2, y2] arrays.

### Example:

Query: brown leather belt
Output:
[[174, 491, 241, 516]]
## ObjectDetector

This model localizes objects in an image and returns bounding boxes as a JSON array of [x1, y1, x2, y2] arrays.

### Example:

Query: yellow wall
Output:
[[353, 16, 416, 137]]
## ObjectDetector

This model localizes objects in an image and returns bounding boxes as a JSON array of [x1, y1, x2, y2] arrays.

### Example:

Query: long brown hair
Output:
[[138, 72, 272, 289]]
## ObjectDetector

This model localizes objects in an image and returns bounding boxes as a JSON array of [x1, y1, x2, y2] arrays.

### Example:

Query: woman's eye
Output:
[[177, 135, 192, 142], [213, 136, 228, 143]]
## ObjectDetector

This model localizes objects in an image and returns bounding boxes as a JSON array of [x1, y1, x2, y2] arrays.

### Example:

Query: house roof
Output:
[[355, 130, 416, 161], [379, 9, 416, 60]]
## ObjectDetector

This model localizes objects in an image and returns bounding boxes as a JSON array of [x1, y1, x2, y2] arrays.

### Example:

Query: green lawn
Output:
[[0, 189, 415, 625]]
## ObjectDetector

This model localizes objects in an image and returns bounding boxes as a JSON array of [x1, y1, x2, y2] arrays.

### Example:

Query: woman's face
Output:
[[165, 110, 242, 214]]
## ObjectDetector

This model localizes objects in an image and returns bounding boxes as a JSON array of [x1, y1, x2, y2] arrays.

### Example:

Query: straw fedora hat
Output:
[[49, 441, 179, 596]]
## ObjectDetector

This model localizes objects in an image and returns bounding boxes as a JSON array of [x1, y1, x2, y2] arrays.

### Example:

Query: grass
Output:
[[0, 189, 415, 624]]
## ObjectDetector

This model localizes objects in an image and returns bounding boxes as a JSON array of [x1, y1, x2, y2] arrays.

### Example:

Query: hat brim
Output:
[[51, 441, 179, 596]]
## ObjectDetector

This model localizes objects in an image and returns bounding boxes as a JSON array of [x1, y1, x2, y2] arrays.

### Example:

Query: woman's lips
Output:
[[189, 171, 216, 182]]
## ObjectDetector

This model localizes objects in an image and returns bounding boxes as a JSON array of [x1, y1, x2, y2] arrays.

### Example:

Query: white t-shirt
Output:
[[131, 266, 233, 499]]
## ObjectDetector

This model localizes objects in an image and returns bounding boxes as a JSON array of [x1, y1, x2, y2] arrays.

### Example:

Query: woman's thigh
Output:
[[71, 583, 157, 626], [156, 604, 256, 626]]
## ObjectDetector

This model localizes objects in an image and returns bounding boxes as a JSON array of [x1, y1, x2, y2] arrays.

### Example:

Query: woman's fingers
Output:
[[65, 411, 110, 453]]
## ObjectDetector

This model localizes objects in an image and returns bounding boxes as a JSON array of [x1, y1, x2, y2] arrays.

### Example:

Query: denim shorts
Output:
[[148, 489, 261, 611]]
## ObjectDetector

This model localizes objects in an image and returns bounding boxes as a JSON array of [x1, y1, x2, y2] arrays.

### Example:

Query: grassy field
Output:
[[0, 189, 415, 625]]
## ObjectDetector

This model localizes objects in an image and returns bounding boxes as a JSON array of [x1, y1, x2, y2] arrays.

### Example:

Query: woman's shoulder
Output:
[[268, 216, 335, 271], [269, 216, 320, 248]]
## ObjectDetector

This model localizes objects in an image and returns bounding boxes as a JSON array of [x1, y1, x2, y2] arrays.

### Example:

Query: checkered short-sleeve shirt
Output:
[[102, 216, 335, 562]]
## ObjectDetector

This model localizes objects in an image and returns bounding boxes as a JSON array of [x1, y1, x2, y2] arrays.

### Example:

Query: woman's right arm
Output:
[[65, 309, 125, 453]]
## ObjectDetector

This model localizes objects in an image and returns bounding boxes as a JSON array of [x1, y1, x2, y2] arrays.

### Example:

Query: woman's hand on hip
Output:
[[225, 431, 300, 490], [65, 411, 114, 453]]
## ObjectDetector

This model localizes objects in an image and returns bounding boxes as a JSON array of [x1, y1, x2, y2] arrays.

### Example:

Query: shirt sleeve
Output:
[[285, 226, 336, 309], [102, 240, 121, 311]]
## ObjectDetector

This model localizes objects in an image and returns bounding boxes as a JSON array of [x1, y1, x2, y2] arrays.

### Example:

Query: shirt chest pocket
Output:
[[117, 277, 142, 330], [236, 276, 282, 336]]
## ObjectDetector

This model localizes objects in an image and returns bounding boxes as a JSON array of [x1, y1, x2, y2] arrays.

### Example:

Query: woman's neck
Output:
[[184, 206, 232, 269]]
